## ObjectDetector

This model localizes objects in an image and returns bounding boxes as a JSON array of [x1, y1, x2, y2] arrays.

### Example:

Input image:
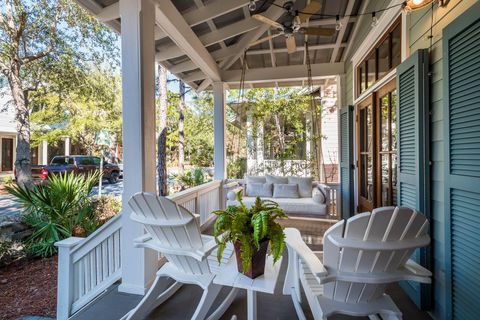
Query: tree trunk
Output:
[[178, 81, 185, 176], [157, 65, 168, 196], [8, 67, 33, 188]]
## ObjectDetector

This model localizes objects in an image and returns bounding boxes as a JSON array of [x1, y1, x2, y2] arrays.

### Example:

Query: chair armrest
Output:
[[133, 234, 219, 262], [405, 259, 432, 277], [284, 228, 328, 277]]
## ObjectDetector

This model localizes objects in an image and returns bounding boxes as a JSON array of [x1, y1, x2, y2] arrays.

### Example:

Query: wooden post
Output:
[[118, 0, 158, 295], [55, 237, 83, 320], [213, 82, 226, 180]]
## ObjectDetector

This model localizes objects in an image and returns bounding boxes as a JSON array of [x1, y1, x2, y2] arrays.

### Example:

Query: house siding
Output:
[[343, 1, 478, 319]]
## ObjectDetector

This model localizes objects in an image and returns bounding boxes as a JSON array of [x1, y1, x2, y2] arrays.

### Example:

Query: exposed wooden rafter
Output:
[[221, 63, 344, 83], [154, 1, 221, 82], [330, 0, 356, 63]]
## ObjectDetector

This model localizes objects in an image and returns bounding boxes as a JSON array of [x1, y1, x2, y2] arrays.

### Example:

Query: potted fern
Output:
[[213, 192, 287, 278]]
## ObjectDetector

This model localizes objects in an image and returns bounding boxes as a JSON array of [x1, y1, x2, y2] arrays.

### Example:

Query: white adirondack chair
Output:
[[283, 206, 432, 320], [122, 192, 238, 320]]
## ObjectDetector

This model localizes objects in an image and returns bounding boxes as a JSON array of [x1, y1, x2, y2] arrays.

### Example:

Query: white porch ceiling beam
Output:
[[330, 0, 356, 63], [75, 0, 120, 31], [169, 42, 346, 76], [154, 1, 221, 82], [221, 63, 344, 83], [183, 71, 207, 82], [96, 3, 119, 22], [155, 0, 251, 40], [156, 17, 263, 61], [219, 0, 289, 70], [343, 0, 370, 60]]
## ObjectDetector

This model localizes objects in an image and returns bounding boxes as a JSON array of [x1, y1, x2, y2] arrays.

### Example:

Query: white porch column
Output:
[[118, 0, 157, 295], [213, 82, 227, 180], [41, 140, 48, 165], [64, 137, 70, 156]]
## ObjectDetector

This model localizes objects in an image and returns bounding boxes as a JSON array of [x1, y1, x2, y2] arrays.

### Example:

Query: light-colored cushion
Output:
[[246, 175, 266, 184], [266, 174, 288, 185], [246, 182, 273, 197], [288, 176, 313, 198], [227, 190, 239, 201], [227, 196, 327, 215], [312, 188, 326, 204], [273, 183, 300, 198]]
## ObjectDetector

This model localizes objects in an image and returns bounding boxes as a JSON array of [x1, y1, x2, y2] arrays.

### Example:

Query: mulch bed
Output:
[[0, 256, 57, 320]]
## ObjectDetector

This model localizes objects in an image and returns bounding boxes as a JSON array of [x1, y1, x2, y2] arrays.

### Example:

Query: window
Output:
[[78, 157, 94, 165], [51, 157, 74, 165], [356, 18, 402, 97], [92, 157, 101, 165]]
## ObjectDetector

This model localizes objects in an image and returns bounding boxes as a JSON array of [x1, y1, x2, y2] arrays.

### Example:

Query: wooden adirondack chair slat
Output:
[[283, 207, 432, 320]]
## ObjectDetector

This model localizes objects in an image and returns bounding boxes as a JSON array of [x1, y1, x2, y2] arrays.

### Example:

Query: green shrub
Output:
[[1, 175, 14, 186], [6, 172, 100, 257], [90, 195, 121, 224], [227, 157, 247, 179], [176, 168, 210, 189]]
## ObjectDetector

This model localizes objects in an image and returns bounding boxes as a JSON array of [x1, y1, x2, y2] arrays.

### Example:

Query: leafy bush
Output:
[[1, 175, 14, 186], [227, 157, 247, 179], [213, 193, 287, 273], [176, 168, 210, 189], [90, 195, 121, 224], [0, 236, 24, 267], [6, 172, 100, 257]]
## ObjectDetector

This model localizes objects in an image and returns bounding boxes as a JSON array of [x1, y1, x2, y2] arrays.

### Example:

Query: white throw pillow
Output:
[[266, 174, 288, 185], [288, 176, 313, 198], [246, 175, 267, 185], [312, 188, 326, 204], [246, 182, 273, 197], [273, 183, 300, 198]]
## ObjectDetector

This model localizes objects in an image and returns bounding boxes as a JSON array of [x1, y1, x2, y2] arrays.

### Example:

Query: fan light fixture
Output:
[[248, 0, 256, 11], [371, 12, 378, 27], [404, 0, 433, 11], [335, 15, 343, 31]]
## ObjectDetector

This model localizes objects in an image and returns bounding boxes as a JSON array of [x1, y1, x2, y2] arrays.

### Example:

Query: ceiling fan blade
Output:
[[252, 14, 283, 30], [249, 33, 281, 47], [301, 27, 336, 36], [286, 36, 297, 54], [299, 1, 322, 23]]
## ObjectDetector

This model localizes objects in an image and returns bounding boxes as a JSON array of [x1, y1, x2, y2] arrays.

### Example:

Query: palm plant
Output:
[[213, 192, 287, 275], [6, 171, 100, 257]]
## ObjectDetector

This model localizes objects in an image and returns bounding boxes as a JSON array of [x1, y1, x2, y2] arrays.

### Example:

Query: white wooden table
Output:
[[213, 255, 283, 320]]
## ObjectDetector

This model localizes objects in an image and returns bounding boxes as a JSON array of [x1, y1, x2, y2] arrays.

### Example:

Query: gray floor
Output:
[[71, 255, 432, 320]]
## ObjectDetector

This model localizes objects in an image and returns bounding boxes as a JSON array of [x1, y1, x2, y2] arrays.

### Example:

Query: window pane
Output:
[[380, 94, 389, 151], [367, 105, 373, 153], [391, 90, 398, 150], [391, 24, 401, 68], [392, 153, 398, 206], [366, 53, 376, 88], [381, 154, 390, 206], [359, 64, 365, 93], [378, 38, 390, 78]]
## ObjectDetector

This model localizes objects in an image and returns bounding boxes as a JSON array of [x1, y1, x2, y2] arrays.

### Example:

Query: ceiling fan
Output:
[[250, 1, 335, 54]]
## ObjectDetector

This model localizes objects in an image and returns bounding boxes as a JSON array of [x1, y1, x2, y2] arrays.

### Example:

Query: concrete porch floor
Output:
[[71, 218, 432, 320]]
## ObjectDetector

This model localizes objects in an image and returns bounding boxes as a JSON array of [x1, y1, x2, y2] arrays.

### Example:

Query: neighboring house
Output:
[[0, 89, 16, 173], [0, 86, 71, 171]]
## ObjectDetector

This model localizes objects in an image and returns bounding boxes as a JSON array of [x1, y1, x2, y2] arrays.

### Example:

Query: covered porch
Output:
[[55, 0, 480, 319]]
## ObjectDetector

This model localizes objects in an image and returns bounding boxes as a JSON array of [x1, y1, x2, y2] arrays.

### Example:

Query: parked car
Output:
[[20, 155, 121, 184]]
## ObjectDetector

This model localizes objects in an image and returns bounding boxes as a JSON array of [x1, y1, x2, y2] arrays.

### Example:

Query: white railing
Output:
[[55, 180, 224, 319], [325, 182, 340, 217], [248, 159, 311, 177], [168, 180, 224, 225], [56, 214, 122, 319]]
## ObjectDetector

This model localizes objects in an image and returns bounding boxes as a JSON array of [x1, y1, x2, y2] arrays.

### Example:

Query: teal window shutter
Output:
[[396, 49, 431, 309], [339, 105, 354, 218], [443, 3, 480, 319]]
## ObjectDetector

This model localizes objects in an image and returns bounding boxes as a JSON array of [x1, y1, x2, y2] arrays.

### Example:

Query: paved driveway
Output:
[[0, 180, 124, 227]]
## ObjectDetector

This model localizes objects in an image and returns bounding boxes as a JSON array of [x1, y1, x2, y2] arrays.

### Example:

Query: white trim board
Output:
[[350, 0, 405, 67]]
